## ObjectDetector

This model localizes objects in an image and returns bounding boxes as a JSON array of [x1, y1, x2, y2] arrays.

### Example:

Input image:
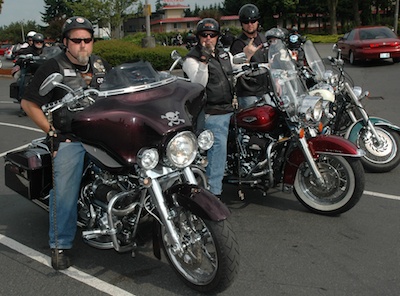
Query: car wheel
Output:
[[349, 51, 357, 65]]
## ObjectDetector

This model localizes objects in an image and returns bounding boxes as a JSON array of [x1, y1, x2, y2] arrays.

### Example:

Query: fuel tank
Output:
[[234, 105, 278, 132], [71, 79, 205, 166]]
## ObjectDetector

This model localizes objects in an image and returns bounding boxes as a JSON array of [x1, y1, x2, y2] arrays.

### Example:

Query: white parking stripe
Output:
[[0, 234, 136, 296], [363, 190, 400, 201], [0, 122, 43, 133]]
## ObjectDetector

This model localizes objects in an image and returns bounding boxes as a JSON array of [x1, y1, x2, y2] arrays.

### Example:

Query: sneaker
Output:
[[51, 249, 72, 270]]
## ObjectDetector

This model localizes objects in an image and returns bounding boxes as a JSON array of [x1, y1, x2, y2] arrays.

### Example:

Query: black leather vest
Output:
[[186, 45, 234, 114], [232, 33, 271, 97], [52, 52, 107, 132]]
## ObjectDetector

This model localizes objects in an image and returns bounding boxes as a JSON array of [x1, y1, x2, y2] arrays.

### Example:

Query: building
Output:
[[124, 4, 240, 34]]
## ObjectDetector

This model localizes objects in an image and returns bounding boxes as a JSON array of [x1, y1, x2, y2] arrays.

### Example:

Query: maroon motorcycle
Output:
[[225, 39, 365, 215], [4, 61, 239, 293]]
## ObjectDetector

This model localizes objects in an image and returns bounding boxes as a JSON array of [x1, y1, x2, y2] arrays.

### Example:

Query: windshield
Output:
[[268, 39, 307, 117], [100, 60, 175, 92], [303, 40, 326, 81]]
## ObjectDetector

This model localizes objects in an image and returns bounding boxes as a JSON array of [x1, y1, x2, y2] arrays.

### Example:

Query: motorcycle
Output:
[[4, 61, 239, 292], [303, 39, 400, 173], [224, 39, 365, 215], [10, 46, 62, 104]]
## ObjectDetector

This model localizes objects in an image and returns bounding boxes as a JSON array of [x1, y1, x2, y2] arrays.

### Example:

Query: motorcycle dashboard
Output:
[[99, 60, 177, 95]]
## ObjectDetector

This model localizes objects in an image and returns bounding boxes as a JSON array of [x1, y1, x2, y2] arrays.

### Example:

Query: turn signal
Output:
[[299, 128, 305, 138]]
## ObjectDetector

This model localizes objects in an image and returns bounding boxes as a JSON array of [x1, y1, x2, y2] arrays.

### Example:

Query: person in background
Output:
[[20, 16, 111, 270], [18, 31, 36, 50], [182, 18, 255, 197], [230, 4, 271, 109]]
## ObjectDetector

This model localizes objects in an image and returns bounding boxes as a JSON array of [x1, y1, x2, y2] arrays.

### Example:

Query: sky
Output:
[[0, 0, 224, 27]]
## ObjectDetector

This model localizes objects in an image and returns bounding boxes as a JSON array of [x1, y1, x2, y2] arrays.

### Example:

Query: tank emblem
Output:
[[161, 111, 185, 126]]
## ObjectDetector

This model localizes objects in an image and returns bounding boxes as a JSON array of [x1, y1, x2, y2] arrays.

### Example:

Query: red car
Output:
[[0, 44, 11, 56], [336, 26, 400, 64]]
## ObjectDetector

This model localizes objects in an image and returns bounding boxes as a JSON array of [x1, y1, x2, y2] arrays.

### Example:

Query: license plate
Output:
[[380, 52, 390, 58]]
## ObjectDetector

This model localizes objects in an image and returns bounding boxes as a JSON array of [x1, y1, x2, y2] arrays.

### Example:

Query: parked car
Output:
[[0, 44, 11, 56], [5, 45, 15, 60], [336, 26, 400, 64]]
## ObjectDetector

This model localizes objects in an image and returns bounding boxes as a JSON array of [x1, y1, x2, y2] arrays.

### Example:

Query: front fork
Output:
[[147, 167, 198, 257], [297, 136, 326, 187], [344, 82, 383, 145]]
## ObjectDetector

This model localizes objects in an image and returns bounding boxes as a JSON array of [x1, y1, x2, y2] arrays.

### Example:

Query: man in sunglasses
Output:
[[21, 16, 111, 271], [230, 4, 272, 109], [182, 18, 255, 198]]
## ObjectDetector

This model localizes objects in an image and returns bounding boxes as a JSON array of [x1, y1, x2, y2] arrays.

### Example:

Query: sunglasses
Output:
[[68, 37, 93, 44], [242, 20, 258, 24], [199, 32, 218, 38]]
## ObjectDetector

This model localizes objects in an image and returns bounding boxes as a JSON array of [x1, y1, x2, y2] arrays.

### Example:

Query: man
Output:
[[230, 4, 271, 109], [21, 16, 111, 270], [182, 18, 254, 197], [18, 31, 36, 51], [13, 33, 46, 116]]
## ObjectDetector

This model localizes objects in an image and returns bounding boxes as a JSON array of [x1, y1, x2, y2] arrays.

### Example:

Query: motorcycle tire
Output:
[[293, 155, 364, 215], [161, 210, 239, 293], [356, 126, 400, 173]]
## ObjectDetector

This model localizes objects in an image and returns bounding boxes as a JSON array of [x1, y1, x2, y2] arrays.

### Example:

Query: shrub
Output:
[[93, 39, 188, 70]]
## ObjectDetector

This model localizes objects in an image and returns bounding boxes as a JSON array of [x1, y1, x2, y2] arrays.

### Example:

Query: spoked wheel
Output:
[[161, 209, 239, 293], [294, 155, 364, 215], [356, 126, 400, 173]]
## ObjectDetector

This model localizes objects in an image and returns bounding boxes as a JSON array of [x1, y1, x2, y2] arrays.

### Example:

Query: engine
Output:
[[78, 165, 144, 248]]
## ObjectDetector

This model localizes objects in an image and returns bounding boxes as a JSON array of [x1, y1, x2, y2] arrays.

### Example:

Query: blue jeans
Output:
[[238, 96, 260, 109], [205, 113, 232, 195], [49, 142, 86, 249]]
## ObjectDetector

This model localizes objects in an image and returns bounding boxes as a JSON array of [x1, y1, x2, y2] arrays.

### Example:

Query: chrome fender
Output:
[[164, 183, 231, 222], [346, 117, 400, 142], [283, 135, 364, 185]]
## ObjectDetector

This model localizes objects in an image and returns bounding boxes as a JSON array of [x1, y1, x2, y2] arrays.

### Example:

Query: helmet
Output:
[[27, 31, 36, 38], [62, 16, 94, 39], [265, 28, 286, 41], [33, 33, 44, 43], [239, 4, 260, 23], [196, 18, 220, 35], [291, 26, 298, 32]]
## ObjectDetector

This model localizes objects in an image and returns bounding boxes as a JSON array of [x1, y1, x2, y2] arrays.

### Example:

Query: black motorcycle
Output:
[[5, 60, 239, 292]]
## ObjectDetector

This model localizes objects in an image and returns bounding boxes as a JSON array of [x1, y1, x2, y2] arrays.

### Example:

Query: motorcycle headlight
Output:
[[166, 131, 197, 168], [299, 96, 323, 122], [353, 86, 362, 97], [197, 129, 214, 151], [137, 148, 159, 170]]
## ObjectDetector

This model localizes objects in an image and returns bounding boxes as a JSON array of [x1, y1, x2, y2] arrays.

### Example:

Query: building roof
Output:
[[151, 15, 239, 26], [161, 5, 190, 10]]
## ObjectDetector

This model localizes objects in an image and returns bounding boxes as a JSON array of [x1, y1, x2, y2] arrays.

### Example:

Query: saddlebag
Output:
[[4, 148, 52, 200]]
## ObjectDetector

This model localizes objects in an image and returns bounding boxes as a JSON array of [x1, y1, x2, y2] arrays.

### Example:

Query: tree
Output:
[[327, 0, 338, 34], [68, 0, 138, 39]]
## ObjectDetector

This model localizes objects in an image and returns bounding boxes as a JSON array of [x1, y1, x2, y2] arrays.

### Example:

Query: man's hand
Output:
[[243, 38, 262, 62], [232, 97, 239, 109], [200, 42, 214, 63]]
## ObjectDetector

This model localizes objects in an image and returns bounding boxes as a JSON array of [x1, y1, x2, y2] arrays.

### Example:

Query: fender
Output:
[[283, 135, 364, 185], [164, 183, 231, 221], [346, 117, 400, 142]]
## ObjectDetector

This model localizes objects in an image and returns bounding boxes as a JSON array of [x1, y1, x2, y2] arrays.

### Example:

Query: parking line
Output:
[[0, 234, 136, 296], [363, 190, 400, 201]]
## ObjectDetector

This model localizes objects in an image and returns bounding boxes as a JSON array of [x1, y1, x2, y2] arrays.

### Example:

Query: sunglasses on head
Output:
[[242, 20, 258, 24], [199, 32, 218, 38], [68, 37, 93, 44]]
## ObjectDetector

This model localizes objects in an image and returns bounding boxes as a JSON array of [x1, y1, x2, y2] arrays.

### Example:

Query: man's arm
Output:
[[182, 57, 208, 87], [21, 99, 52, 133]]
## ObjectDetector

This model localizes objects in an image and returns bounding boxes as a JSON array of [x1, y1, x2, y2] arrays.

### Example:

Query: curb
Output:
[[0, 68, 12, 76]]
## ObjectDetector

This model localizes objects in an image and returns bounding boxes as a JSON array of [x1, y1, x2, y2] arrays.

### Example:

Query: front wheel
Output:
[[356, 126, 400, 173], [161, 210, 239, 293], [294, 155, 364, 215]]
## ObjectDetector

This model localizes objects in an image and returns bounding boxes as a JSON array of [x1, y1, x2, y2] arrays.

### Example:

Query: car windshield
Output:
[[359, 27, 397, 40]]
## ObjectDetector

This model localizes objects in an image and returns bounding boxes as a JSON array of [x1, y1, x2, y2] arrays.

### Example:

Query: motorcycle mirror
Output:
[[233, 52, 247, 64], [171, 50, 182, 61], [39, 73, 64, 96]]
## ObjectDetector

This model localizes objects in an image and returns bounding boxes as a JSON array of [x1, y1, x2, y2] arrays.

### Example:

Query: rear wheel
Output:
[[294, 155, 364, 215], [357, 126, 400, 172], [161, 209, 239, 293]]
